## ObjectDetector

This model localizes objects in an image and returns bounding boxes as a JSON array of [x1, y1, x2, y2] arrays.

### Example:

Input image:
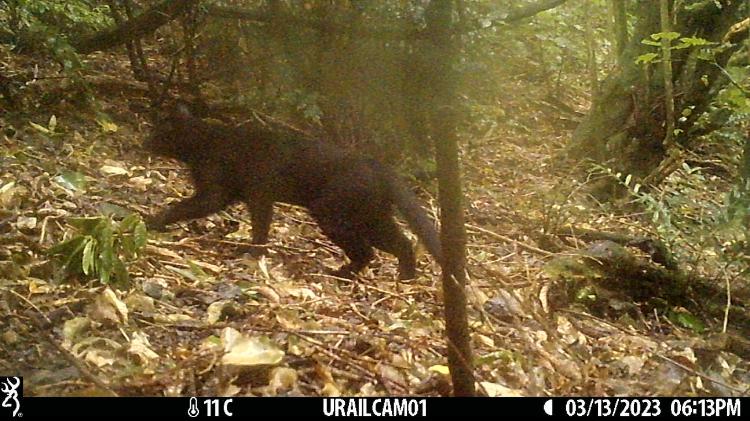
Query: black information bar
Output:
[[12, 396, 747, 419]]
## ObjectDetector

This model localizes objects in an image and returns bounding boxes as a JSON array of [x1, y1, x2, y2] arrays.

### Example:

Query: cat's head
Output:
[[144, 100, 199, 159]]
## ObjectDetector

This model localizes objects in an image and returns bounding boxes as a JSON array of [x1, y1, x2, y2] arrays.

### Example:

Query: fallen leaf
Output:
[[428, 365, 450, 376], [84, 349, 116, 367], [479, 381, 524, 397], [268, 367, 298, 394], [100, 164, 129, 176], [124, 294, 156, 313], [207, 300, 234, 324], [90, 288, 128, 325], [128, 176, 152, 191], [128, 331, 160, 362], [16, 216, 37, 230], [62, 317, 91, 344], [220, 327, 284, 367], [0, 181, 18, 208], [257, 286, 281, 303]]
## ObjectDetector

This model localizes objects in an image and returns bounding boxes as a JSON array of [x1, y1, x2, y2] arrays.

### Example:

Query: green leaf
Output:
[[99, 265, 110, 284], [696, 50, 715, 61], [677, 36, 713, 47], [99, 202, 131, 218], [68, 217, 105, 234], [62, 237, 88, 274], [133, 220, 148, 250], [542, 256, 597, 280], [669, 309, 705, 333], [650, 31, 680, 41], [97, 224, 114, 283], [49, 211, 140, 286], [112, 258, 130, 287], [53, 171, 88, 192], [121, 236, 135, 258], [47, 235, 86, 256], [82, 237, 96, 275], [635, 53, 659, 64], [95, 112, 118, 133], [575, 285, 597, 304], [119, 213, 140, 233], [641, 39, 661, 47], [188, 260, 209, 279]]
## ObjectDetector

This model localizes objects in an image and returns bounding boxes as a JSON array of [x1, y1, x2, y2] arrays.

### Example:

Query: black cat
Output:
[[144, 102, 442, 279]]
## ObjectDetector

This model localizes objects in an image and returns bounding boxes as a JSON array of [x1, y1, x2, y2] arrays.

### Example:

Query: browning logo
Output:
[[0, 377, 22, 418]]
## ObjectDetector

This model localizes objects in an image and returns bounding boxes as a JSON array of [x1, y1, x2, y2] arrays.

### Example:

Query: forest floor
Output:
[[1, 50, 748, 397]]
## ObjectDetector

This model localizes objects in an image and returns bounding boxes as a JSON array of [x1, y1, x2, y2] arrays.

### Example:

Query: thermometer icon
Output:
[[188, 397, 200, 417]]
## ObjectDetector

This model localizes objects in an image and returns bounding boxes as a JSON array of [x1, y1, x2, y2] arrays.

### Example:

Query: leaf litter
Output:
[[0, 51, 748, 398]]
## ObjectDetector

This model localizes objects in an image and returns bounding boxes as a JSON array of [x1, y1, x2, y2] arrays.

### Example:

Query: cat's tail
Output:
[[377, 164, 443, 263]]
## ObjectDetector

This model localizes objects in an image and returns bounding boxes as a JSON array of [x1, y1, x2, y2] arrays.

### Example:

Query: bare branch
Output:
[[74, 0, 199, 54], [503, 0, 569, 23], [205, 0, 570, 38]]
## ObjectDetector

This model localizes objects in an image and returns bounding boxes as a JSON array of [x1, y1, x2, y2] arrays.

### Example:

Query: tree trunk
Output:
[[568, 0, 744, 186], [659, 0, 675, 151], [585, 2, 599, 99], [610, 0, 628, 66], [425, 0, 475, 397]]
